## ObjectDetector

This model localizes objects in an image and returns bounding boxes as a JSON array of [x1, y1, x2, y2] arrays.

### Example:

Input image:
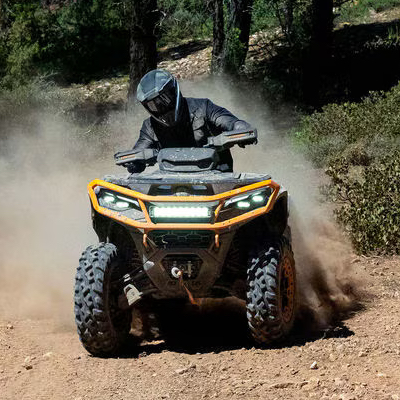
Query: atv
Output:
[[74, 129, 296, 356]]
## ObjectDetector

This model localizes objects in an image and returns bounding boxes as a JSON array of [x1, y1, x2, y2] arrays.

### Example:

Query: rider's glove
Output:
[[126, 161, 146, 174]]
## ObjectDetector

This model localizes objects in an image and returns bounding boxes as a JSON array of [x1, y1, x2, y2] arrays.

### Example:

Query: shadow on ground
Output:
[[159, 40, 211, 62], [116, 297, 356, 359], [255, 20, 400, 106]]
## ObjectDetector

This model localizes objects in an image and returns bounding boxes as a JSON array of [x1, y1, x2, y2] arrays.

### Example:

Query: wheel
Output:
[[246, 237, 296, 344], [74, 243, 132, 356]]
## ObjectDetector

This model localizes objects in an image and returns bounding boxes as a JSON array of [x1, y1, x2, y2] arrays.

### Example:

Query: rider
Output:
[[129, 69, 253, 173]]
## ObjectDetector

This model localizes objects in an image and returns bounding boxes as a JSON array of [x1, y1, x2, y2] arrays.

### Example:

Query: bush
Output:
[[295, 83, 400, 166], [158, 0, 212, 46], [1, 1, 131, 86], [0, 77, 83, 123], [337, 0, 400, 23], [251, 0, 278, 33], [326, 154, 400, 255], [296, 82, 400, 254]]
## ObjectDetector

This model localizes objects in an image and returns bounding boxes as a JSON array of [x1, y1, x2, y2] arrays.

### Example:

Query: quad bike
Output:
[[74, 129, 296, 356]]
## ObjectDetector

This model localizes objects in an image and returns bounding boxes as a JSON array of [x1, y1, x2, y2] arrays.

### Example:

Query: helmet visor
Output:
[[141, 80, 178, 125]]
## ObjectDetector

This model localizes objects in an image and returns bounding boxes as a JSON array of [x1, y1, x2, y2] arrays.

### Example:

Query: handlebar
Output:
[[114, 148, 158, 168], [114, 128, 257, 170], [205, 129, 257, 150]]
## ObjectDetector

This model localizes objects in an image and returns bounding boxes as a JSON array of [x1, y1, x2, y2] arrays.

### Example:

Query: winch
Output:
[[161, 255, 202, 279]]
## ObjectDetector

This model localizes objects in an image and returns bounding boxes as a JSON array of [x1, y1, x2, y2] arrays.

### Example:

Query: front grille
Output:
[[148, 230, 213, 248]]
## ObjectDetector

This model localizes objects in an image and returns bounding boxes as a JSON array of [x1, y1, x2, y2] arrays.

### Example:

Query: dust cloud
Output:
[[0, 108, 143, 324], [0, 77, 358, 332], [183, 78, 359, 329]]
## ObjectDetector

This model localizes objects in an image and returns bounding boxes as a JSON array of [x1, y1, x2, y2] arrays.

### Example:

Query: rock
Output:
[[6, 324, 13, 330], [22, 356, 33, 370], [358, 351, 367, 357], [175, 364, 196, 374], [391, 395, 400, 400], [338, 394, 357, 400], [336, 344, 344, 352], [310, 361, 318, 370], [43, 352, 53, 359], [334, 378, 346, 387], [297, 381, 309, 389], [301, 377, 320, 391], [377, 372, 388, 378], [329, 354, 336, 362], [268, 381, 296, 389]]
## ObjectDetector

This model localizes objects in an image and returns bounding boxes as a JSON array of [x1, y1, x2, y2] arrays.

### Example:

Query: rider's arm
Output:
[[132, 120, 157, 151], [205, 99, 252, 132], [128, 120, 156, 173]]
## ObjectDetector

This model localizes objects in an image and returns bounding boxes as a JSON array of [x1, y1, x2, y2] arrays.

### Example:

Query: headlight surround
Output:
[[97, 189, 141, 212]]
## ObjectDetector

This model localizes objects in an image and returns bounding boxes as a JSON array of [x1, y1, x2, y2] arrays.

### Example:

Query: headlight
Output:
[[224, 189, 271, 209], [97, 189, 141, 212], [217, 188, 272, 221], [149, 201, 218, 223]]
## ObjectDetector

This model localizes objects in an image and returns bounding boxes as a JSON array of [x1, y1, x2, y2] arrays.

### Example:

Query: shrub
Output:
[[0, 77, 83, 123], [1, 1, 131, 86], [295, 83, 400, 166], [296, 82, 400, 254], [337, 0, 400, 23], [326, 154, 400, 255], [158, 0, 212, 46]]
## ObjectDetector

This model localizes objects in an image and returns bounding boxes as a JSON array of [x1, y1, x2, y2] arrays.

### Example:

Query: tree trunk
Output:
[[273, 0, 295, 44], [211, 0, 224, 73], [304, 0, 334, 105], [310, 0, 333, 57], [128, 0, 158, 103], [221, 0, 254, 75]]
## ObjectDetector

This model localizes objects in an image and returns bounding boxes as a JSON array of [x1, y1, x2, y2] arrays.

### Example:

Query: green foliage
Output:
[[158, 0, 212, 46], [337, 0, 400, 23], [222, 27, 248, 73], [326, 154, 400, 255], [295, 84, 400, 166], [0, 1, 131, 86], [296, 83, 400, 254], [251, 0, 278, 33]]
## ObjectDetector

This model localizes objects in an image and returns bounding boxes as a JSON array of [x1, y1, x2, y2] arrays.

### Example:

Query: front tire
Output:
[[246, 237, 296, 344], [74, 243, 132, 356]]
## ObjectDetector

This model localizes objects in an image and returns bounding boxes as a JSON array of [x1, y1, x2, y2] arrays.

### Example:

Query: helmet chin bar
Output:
[[155, 109, 177, 127], [153, 91, 183, 128]]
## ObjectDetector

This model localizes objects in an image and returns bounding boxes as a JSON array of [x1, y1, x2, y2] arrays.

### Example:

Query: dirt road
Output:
[[1, 256, 400, 400]]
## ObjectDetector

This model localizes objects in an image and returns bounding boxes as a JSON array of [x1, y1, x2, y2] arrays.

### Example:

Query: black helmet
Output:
[[137, 69, 183, 127]]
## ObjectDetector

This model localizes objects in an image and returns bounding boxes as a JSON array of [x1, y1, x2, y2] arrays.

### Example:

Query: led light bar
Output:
[[152, 206, 211, 219]]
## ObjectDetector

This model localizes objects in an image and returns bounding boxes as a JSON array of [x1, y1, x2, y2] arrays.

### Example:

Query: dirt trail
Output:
[[0, 256, 400, 400], [1, 51, 400, 399]]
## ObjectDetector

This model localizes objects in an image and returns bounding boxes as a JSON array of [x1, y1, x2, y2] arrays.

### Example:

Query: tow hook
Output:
[[123, 274, 143, 306], [171, 260, 193, 279]]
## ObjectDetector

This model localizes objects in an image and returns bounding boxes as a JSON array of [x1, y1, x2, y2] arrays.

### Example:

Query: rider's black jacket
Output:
[[131, 97, 251, 172]]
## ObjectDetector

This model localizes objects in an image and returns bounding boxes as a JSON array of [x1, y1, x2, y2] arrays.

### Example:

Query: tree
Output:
[[271, 0, 295, 45], [209, 0, 224, 73], [303, 0, 334, 104], [128, 0, 159, 102], [210, 0, 253, 75]]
